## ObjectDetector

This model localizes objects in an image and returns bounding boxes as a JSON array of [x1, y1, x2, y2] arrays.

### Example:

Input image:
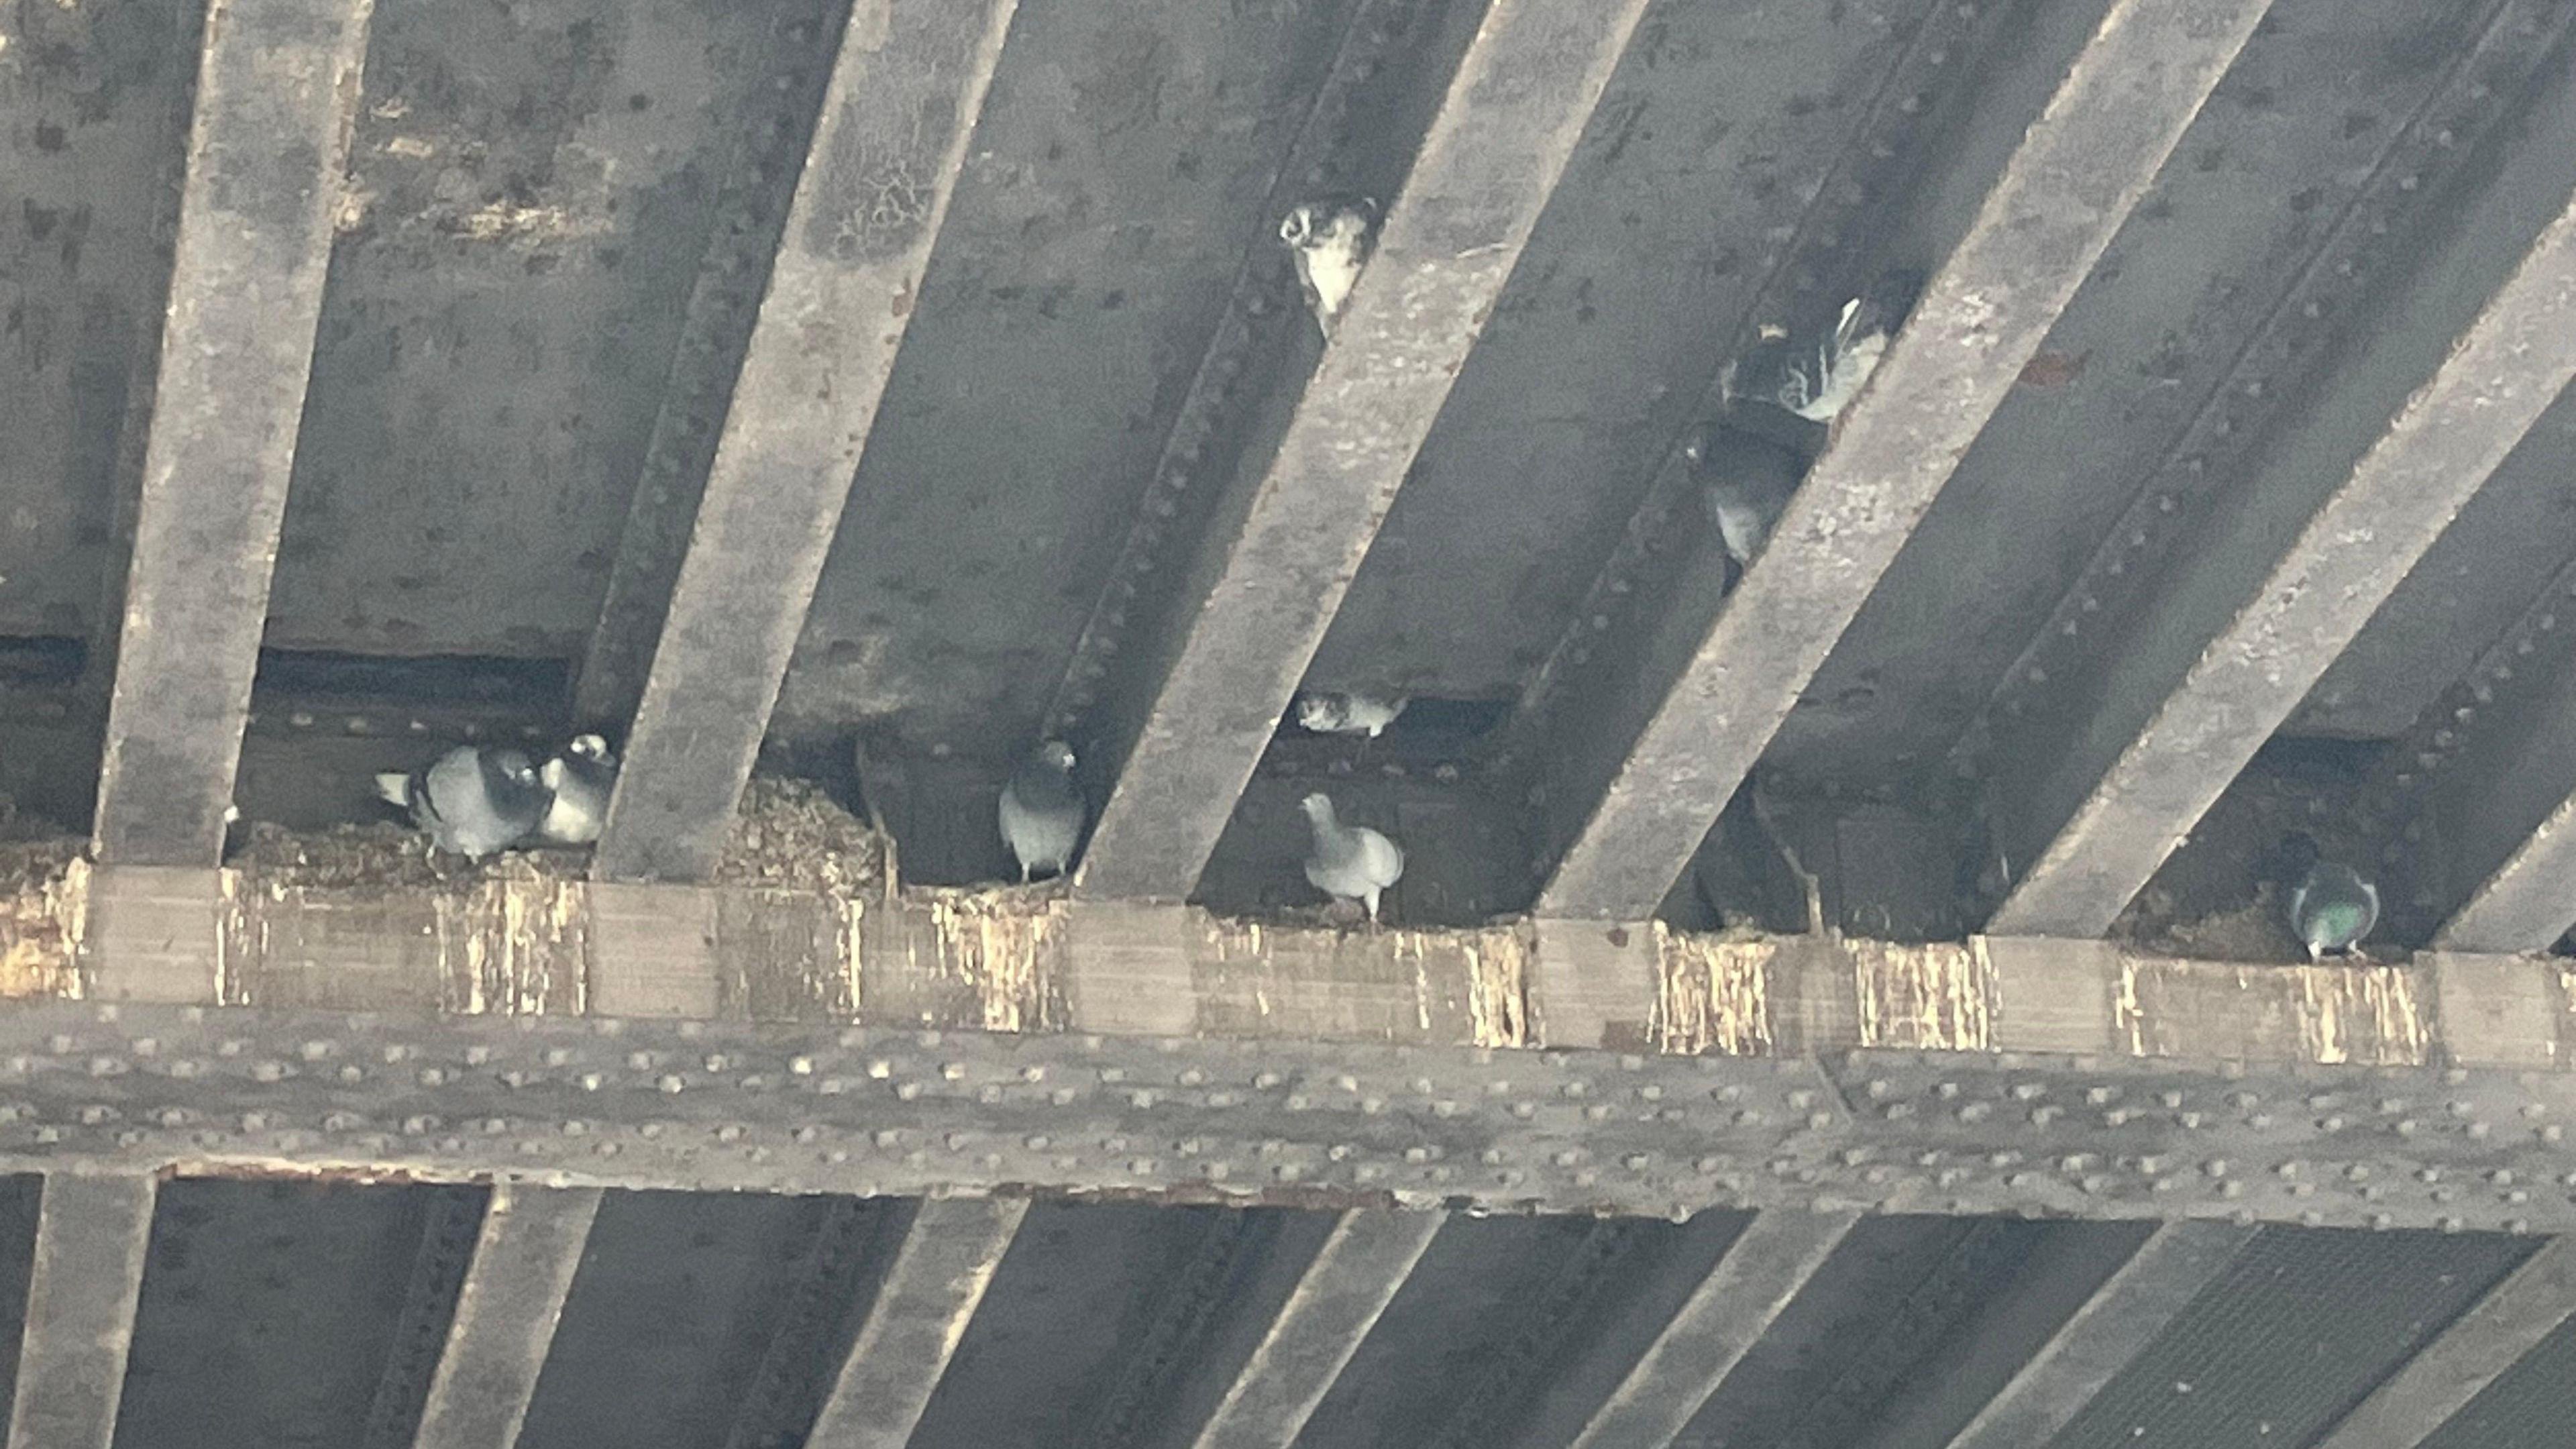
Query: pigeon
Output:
[[2276, 832, 2379, 961], [1721, 268, 1925, 423], [1300, 792, 1404, 922], [999, 739, 1085, 883], [1683, 420, 1806, 570], [1294, 690, 1407, 739], [1280, 197, 1377, 338], [534, 734, 617, 846], [374, 745, 549, 860]]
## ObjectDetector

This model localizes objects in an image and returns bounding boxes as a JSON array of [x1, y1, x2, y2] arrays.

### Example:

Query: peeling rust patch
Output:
[[2116, 955, 2430, 1065], [1852, 939, 1995, 1052], [1653, 928, 1774, 1056]]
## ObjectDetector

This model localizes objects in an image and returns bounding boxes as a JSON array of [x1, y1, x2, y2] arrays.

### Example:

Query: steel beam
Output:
[[411, 1184, 601, 1449], [1533, 0, 2270, 920], [1187, 1210, 1444, 1449], [1990, 191, 2576, 936], [1568, 1210, 1856, 1449], [1943, 1222, 2255, 1449], [89, 0, 374, 867], [0, 997, 2568, 1231], [805, 1197, 1026, 1449], [1074, 0, 1658, 901], [5, 1173, 156, 1449], [2432, 624, 2576, 949], [594, 0, 1018, 882], [2311, 1236, 2576, 1449]]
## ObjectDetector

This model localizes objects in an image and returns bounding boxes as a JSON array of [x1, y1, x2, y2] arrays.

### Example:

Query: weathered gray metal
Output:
[[1943, 1222, 2255, 1449], [596, 0, 1019, 881], [1993, 186, 2576, 937], [0, 997, 2563, 1232], [2310, 1235, 2576, 1449], [805, 1197, 1026, 1449], [411, 1183, 600, 1449], [6, 1172, 156, 1449], [1567, 1210, 1858, 1449], [90, 0, 374, 867], [1075, 0, 1658, 900], [1537, 0, 2273, 920], [1187, 1210, 1443, 1449]]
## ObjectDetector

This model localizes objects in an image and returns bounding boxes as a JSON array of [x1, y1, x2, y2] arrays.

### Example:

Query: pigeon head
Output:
[[1038, 739, 1076, 773], [1295, 695, 1342, 732], [1279, 197, 1375, 252], [568, 733, 613, 763], [1299, 792, 1337, 825]]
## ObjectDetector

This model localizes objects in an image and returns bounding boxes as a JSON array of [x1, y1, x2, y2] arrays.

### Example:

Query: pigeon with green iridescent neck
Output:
[[2277, 832, 2378, 961]]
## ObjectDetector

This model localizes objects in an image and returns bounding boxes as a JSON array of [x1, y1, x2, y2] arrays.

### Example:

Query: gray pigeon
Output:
[[375, 745, 549, 860], [1000, 739, 1085, 883], [1300, 792, 1404, 922], [1722, 268, 1925, 423], [1280, 197, 1377, 338], [1295, 690, 1407, 739], [2277, 833, 2378, 960], [535, 733, 617, 846], [1684, 421, 1805, 571]]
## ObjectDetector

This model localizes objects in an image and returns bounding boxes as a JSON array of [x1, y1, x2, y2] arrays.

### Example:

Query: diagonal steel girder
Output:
[[593, 0, 1018, 883], [89, 0, 374, 868], [1073, 0, 1658, 902], [1992, 187, 2576, 937], [1534, 0, 2273, 921]]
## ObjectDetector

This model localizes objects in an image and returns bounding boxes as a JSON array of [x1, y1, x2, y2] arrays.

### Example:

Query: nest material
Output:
[[231, 777, 890, 896], [712, 777, 891, 895]]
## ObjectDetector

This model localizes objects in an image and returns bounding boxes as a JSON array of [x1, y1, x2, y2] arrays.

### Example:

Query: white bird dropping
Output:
[[1300, 792, 1404, 923], [1280, 198, 1377, 339], [1000, 739, 1085, 883]]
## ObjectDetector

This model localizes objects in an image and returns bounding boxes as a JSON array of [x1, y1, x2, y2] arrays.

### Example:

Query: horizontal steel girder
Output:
[[0, 1000, 2568, 1234]]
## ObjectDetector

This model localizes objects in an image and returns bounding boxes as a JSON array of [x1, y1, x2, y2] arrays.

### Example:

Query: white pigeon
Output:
[[1279, 198, 1377, 338], [535, 734, 617, 846], [1722, 268, 1925, 423], [1295, 690, 1407, 739], [1300, 792, 1404, 922], [999, 739, 1085, 883]]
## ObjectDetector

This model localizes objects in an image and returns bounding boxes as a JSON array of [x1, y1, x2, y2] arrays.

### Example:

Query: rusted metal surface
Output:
[[90, 0, 375, 867], [1075, 0, 1658, 900], [1567, 1210, 1856, 1449], [5, 1171, 156, 1449], [410, 1182, 598, 1449], [1187, 1210, 1442, 1449], [804, 1196, 1025, 1449], [1943, 1222, 2255, 1449], [1536, 0, 2272, 920], [1991, 188, 2576, 937], [596, 0, 1019, 882], [2311, 1236, 2576, 1449]]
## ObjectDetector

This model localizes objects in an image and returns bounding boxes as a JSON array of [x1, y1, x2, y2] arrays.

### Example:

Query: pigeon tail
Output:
[[374, 771, 413, 808]]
